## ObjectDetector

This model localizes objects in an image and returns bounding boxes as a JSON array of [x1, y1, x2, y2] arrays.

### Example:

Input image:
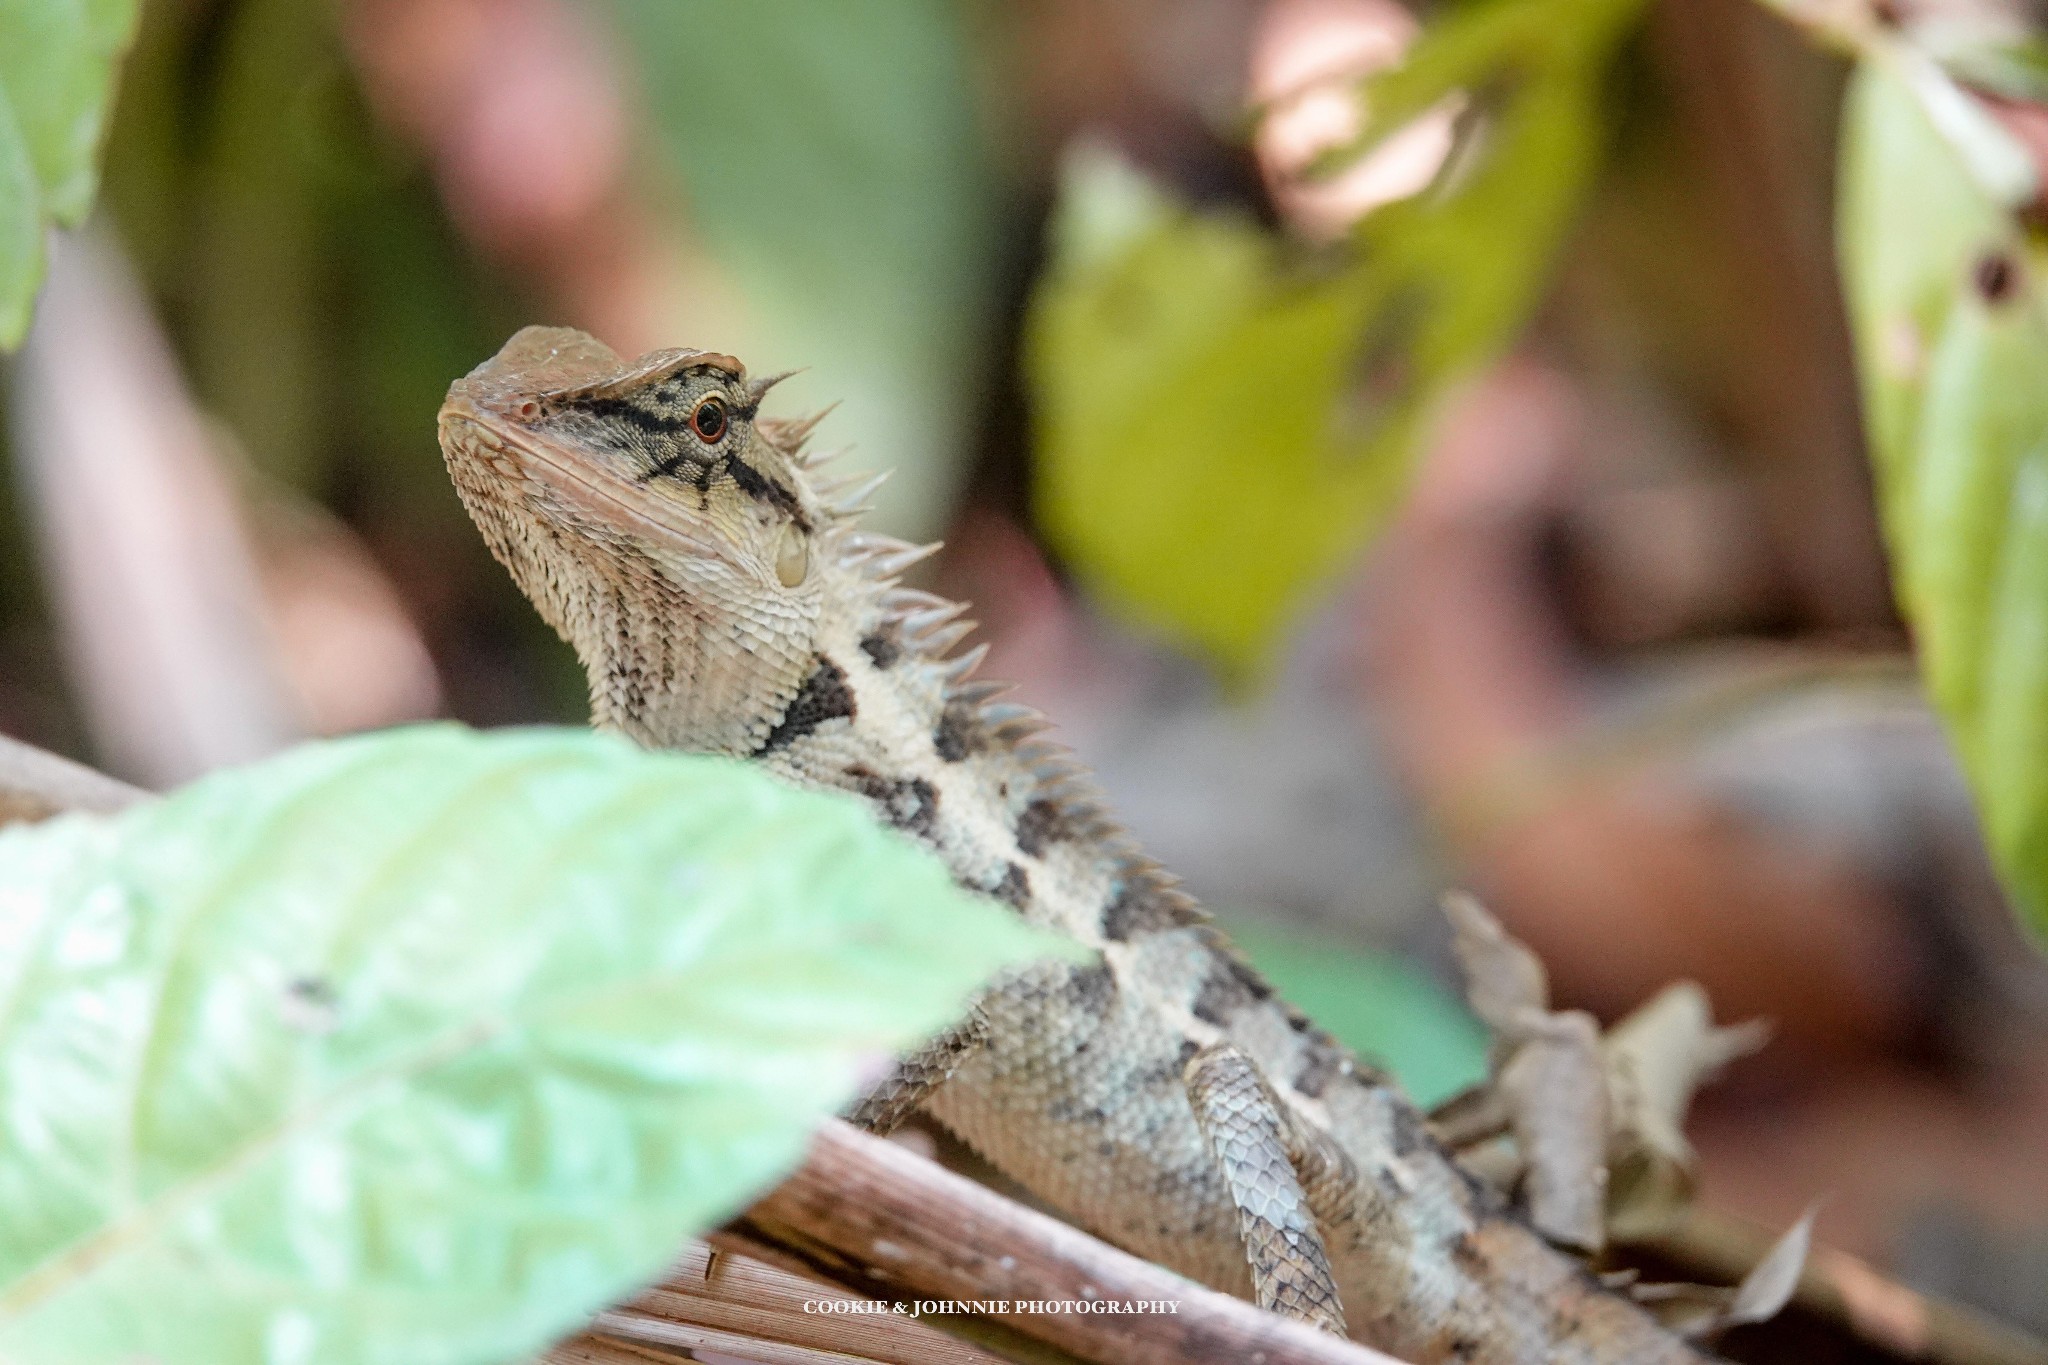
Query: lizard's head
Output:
[[438, 325, 839, 748]]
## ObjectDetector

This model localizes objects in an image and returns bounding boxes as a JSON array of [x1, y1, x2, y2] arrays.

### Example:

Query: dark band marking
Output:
[[934, 700, 986, 762], [1063, 961, 1117, 1018], [993, 862, 1031, 910], [860, 627, 902, 670], [757, 656, 856, 753], [1389, 1101, 1426, 1157], [1190, 946, 1273, 1027], [1290, 1033, 1348, 1100], [1100, 875, 1203, 943], [1014, 797, 1080, 859], [846, 767, 939, 840], [579, 394, 694, 436], [723, 452, 807, 526]]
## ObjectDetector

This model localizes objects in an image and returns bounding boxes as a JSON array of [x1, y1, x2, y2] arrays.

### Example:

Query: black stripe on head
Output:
[[757, 656, 856, 754], [723, 453, 809, 531], [579, 394, 692, 436]]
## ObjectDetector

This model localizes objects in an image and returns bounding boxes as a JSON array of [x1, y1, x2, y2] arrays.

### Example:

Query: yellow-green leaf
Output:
[[1840, 58, 2048, 939], [0, 0, 141, 346], [1027, 0, 1648, 679]]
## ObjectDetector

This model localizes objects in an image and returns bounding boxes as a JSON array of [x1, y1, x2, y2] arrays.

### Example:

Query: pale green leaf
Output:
[[0, 724, 1062, 1364], [0, 0, 141, 346], [1027, 0, 1648, 679], [1840, 60, 2048, 939]]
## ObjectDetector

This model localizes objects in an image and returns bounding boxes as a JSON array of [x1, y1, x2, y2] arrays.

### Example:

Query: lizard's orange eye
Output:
[[691, 396, 729, 443]]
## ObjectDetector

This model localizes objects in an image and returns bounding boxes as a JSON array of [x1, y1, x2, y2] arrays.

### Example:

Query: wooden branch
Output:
[[0, 734, 146, 825], [1626, 1206, 2048, 1365], [728, 1120, 1406, 1365], [550, 1240, 1016, 1365]]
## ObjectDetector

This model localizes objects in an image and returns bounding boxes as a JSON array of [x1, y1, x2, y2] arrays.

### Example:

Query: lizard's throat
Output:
[[567, 563, 822, 759]]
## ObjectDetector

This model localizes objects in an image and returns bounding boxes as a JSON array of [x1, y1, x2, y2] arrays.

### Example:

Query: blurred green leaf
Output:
[[0, 0, 140, 346], [1840, 58, 2048, 941], [0, 724, 1060, 1365], [1027, 0, 1648, 680], [601, 0, 1007, 539], [1223, 916, 1487, 1108]]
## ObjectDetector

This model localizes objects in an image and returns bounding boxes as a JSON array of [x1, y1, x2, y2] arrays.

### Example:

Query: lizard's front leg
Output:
[[846, 1007, 990, 1134], [1184, 1042, 1349, 1335]]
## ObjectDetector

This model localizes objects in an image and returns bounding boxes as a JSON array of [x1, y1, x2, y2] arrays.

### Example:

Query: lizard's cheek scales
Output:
[[775, 525, 809, 588]]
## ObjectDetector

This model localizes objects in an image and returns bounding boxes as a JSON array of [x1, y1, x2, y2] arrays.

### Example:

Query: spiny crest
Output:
[[765, 400, 1197, 934]]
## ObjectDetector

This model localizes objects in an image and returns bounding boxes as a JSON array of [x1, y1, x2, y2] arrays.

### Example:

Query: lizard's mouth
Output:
[[441, 406, 743, 571]]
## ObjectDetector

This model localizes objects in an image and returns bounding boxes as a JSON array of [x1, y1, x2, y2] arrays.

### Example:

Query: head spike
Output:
[[918, 621, 976, 656], [826, 470, 891, 517], [746, 369, 801, 404], [780, 401, 839, 445], [939, 642, 990, 682], [883, 587, 953, 615], [902, 602, 969, 637], [948, 679, 1010, 705], [869, 540, 942, 577]]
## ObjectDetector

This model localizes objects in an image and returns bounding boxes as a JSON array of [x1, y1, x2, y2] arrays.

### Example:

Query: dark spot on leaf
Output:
[[1975, 250, 2020, 305], [757, 656, 856, 753]]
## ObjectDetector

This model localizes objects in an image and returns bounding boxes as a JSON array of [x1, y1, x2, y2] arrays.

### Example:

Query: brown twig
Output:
[[724, 1120, 1405, 1365], [0, 734, 148, 825], [1626, 1206, 2048, 1365]]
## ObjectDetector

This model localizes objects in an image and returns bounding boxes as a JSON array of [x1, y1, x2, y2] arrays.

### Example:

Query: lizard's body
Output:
[[439, 327, 1714, 1364]]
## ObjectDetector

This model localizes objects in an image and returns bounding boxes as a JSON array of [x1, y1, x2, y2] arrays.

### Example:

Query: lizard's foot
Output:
[[1183, 1041, 1349, 1336], [845, 1009, 990, 1135]]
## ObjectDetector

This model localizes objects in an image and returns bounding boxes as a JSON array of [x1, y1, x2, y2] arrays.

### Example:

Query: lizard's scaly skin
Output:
[[438, 327, 1715, 1364]]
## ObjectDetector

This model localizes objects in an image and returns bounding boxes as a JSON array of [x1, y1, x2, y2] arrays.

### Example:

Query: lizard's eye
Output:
[[690, 395, 729, 443]]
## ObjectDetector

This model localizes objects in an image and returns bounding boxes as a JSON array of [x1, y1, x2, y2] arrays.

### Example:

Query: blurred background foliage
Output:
[[7, 0, 2048, 1343]]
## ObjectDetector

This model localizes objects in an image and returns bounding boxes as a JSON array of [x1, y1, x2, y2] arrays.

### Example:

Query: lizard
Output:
[[437, 325, 1721, 1365]]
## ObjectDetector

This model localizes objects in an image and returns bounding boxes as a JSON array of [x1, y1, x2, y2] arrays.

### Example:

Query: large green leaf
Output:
[[599, 0, 1006, 539], [0, 0, 141, 346], [1840, 56, 2048, 938], [0, 724, 1062, 1364], [1026, 0, 1647, 679]]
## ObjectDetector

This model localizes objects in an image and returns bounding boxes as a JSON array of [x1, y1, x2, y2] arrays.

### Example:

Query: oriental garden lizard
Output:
[[438, 326, 1739, 1364]]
